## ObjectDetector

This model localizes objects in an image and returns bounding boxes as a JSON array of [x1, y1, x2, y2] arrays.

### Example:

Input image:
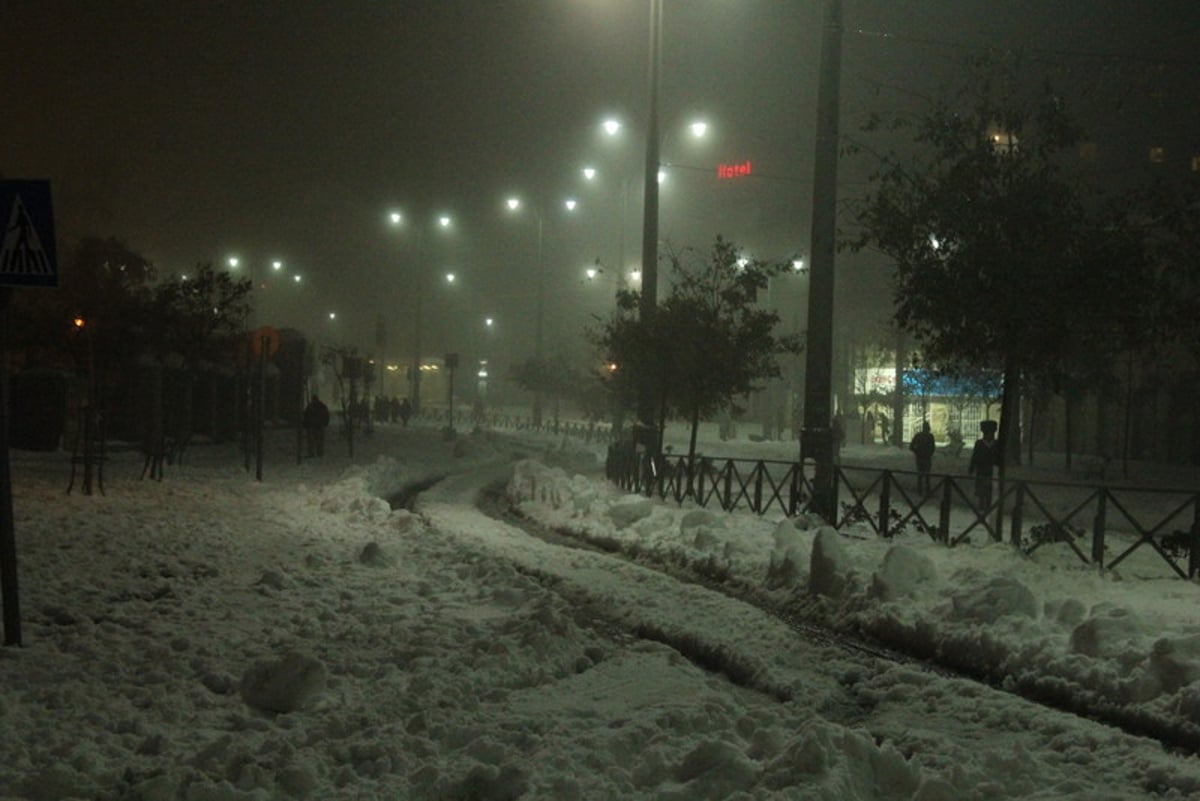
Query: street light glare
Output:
[[602, 118, 621, 136], [438, 215, 451, 228], [582, 167, 597, 181], [445, 272, 456, 283], [389, 211, 402, 225], [564, 198, 577, 211], [792, 258, 806, 272], [228, 257, 239, 269], [506, 197, 521, 211], [293, 274, 302, 283], [328, 312, 337, 320], [272, 260, 283, 271], [690, 120, 709, 138]]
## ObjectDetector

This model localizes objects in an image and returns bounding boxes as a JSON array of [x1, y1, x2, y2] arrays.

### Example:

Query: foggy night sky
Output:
[[2, 1, 1197, 364]]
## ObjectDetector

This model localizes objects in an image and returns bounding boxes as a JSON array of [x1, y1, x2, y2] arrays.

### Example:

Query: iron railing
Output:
[[606, 447, 1200, 580]]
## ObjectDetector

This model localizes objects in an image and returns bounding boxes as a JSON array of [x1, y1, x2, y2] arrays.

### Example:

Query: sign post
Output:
[[0, 179, 60, 646]]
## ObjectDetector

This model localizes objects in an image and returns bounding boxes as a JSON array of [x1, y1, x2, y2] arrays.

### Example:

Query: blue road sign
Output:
[[0, 180, 58, 288]]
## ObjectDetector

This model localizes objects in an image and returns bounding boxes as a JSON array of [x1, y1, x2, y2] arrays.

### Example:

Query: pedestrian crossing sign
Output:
[[0, 181, 58, 288]]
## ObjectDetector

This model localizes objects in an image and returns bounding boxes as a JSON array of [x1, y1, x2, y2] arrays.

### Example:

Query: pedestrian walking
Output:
[[909, 421, 936, 495], [399, 397, 412, 427], [831, 414, 846, 463], [302, 394, 330, 458], [968, 420, 1001, 511]]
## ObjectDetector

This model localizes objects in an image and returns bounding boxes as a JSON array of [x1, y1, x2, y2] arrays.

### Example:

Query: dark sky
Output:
[[2, 1, 1197, 365]]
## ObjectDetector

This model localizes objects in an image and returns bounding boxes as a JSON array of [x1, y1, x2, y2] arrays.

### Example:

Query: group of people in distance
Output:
[[300, 393, 413, 458], [834, 412, 1000, 511], [908, 418, 1000, 510]]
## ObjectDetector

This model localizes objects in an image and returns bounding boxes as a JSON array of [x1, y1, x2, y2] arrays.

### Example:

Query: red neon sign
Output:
[[717, 160, 752, 179]]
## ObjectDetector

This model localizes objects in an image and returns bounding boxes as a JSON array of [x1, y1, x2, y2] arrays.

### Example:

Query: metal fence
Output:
[[606, 447, 1200, 580]]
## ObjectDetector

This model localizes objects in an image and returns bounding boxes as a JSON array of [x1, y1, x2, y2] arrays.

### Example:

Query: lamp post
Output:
[[504, 195, 577, 428], [637, 0, 664, 455], [388, 210, 452, 414], [800, 0, 844, 521]]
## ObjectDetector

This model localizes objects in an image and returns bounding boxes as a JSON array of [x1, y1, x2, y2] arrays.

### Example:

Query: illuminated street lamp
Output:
[[387, 208, 453, 413], [587, 110, 707, 297], [504, 194, 578, 427]]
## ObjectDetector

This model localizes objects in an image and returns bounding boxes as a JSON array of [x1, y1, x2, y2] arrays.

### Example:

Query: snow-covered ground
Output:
[[3, 421, 1200, 800]]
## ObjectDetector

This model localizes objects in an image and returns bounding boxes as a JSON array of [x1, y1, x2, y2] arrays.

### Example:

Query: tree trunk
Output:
[[1122, 352, 1133, 479], [687, 403, 701, 498], [998, 351, 1021, 470], [892, 328, 906, 446], [1064, 393, 1074, 471], [1024, 391, 1034, 465]]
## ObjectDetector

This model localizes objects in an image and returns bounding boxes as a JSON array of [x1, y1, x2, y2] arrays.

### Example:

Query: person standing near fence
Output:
[[909, 420, 936, 495], [968, 419, 1000, 511]]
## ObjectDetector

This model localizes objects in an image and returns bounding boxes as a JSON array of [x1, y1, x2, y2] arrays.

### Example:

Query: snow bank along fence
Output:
[[606, 447, 1200, 580]]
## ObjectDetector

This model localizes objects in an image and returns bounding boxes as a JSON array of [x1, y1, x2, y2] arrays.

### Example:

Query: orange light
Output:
[[72, 317, 86, 329]]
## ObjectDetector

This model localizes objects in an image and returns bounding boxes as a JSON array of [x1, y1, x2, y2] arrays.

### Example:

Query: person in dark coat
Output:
[[399, 397, 412, 428], [302, 394, 331, 458], [831, 414, 846, 463], [968, 419, 1001, 511], [909, 420, 936, 494]]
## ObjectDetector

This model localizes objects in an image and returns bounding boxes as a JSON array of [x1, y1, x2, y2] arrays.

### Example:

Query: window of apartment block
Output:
[[1150, 146, 1166, 163]]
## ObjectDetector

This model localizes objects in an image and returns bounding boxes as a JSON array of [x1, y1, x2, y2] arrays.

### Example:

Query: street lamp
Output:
[[504, 194, 578, 427], [387, 209, 453, 414]]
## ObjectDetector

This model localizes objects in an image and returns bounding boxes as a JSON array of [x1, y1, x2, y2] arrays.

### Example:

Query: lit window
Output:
[[1191, 155, 1200, 172], [1150, 146, 1166, 163], [989, 129, 1018, 154]]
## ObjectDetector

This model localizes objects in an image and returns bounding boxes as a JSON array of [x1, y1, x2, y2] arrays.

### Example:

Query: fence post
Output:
[[1092, 489, 1108, 570], [1009, 482, 1025, 548], [938, 478, 953, 545], [753, 462, 764, 514], [698, 457, 709, 504], [788, 464, 798, 516], [723, 461, 734, 512], [878, 470, 892, 537]]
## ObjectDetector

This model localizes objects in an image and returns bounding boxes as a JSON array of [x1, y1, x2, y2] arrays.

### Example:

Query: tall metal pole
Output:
[[0, 289, 21, 646], [533, 211, 545, 427], [412, 228, 424, 414], [637, 0, 663, 454], [800, 0, 844, 521]]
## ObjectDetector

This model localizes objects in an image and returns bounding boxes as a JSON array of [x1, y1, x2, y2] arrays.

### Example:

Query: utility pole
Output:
[[637, 0, 663, 457], [800, 0, 844, 521]]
